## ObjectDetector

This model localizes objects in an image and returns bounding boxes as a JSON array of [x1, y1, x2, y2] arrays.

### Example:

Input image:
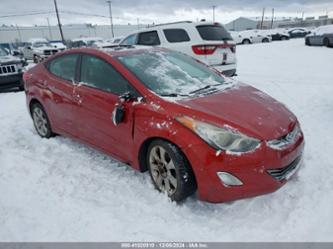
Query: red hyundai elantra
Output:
[[24, 47, 304, 203]]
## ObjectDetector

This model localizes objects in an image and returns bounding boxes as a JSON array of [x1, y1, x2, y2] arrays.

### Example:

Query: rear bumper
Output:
[[183, 132, 305, 203], [0, 73, 23, 90], [212, 63, 237, 76]]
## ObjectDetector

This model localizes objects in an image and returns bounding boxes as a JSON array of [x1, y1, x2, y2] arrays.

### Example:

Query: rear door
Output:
[[73, 54, 139, 162], [195, 24, 236, 66], [45, 53, 79, 136]]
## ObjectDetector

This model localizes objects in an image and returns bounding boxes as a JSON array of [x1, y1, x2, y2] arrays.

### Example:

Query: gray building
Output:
[[224, 17, 258, 31]]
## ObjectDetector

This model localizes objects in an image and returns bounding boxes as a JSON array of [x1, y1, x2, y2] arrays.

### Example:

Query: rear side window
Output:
[[48, 54, 78, 81], [163, 29, 190, 43], [80, 55, 135, 95], [137, 31, 160, 46], [196, 25, 232, 41]]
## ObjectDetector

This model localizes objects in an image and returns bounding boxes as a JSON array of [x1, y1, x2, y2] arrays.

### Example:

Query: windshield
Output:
[[33, 41, 51, 48], [0, 47, 9, 56], [116, 50, 227, 96]]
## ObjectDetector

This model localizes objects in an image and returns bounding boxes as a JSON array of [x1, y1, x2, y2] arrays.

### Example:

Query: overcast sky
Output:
[[1, 0, 333, 26]]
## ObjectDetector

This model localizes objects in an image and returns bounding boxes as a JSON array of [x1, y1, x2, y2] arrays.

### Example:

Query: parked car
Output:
[[106, 36, 124, 45], [71, 37, 107, 48], [24, 47, 305, 203], [288, 28, 311, 38], [229, 31, 243, 44], [50, 40, 67, 50], [119, 21, 237, 76], [0, 42, 25, 58], [305, 25, 333, 47], [22, 38, 61, 63], [265, 29, 290, 41], [238, 29, 272, 44], [0, 47, 25, 91]]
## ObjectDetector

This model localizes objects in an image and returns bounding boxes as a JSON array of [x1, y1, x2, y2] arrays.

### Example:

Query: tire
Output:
[[31, 102, 54, 138], [323, 38, 330, 47], [280, 36, 288, 40], [262, 38, 269, 43], [305, 38, 311, 46], [242, 39, 251, 45], [147, 139, 197, 202]]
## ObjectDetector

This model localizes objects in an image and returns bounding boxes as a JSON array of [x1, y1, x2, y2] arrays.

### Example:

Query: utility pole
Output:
[[15, 24, 22, 42], [53, 0, 65, 44], [260, 7, 265, 29], [137, 18, 140, 30], [47, 17, 53, 40], [212, 5, 216, 22], [271, 8, 274, 29], [106, 0, 114, 38]]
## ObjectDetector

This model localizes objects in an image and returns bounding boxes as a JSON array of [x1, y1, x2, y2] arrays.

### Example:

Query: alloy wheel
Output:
[[149, 145, 178, 195], [32, 106, 49, 137]]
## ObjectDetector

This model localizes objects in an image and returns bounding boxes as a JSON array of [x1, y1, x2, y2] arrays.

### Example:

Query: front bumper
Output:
[[184, 132, 305, 203], [0, 72, 23, 90]]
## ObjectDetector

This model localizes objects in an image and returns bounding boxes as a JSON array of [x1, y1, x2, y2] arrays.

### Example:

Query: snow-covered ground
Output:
[[1, 39, 333, 241]]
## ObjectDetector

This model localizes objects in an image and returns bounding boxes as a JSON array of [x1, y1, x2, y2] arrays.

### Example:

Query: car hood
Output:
[[177, 83, 297, 140], [0, 55, 21, 64]]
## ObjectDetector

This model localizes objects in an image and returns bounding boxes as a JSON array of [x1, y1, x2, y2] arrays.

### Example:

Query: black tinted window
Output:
[[163, 29, 190, 43], [137, 31, 160, 46], [80, 55, 135, 95], [48, 54, 78, 81], [196, 25, 232, 41]]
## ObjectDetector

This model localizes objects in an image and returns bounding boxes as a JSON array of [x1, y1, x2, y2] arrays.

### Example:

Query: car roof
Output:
[[27, 38, 48, 43]]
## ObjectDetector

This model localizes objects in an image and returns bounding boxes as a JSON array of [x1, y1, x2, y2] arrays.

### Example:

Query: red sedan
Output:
[[23, 47, 304, 203]]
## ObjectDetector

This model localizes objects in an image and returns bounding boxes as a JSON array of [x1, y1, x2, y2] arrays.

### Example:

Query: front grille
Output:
[[267, 156, 302, 181], [0, 64, 17, 76], [44, 50, 58, 55]]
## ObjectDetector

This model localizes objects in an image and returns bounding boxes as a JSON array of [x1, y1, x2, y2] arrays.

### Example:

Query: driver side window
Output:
[[120, 34, 137, 46], [80, 55, 137, 96]]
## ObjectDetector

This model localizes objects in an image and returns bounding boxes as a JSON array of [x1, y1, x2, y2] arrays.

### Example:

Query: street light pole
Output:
[[212, 5, 216, 22], [106, 0, 114, 38], [53, 0, 65, 44]]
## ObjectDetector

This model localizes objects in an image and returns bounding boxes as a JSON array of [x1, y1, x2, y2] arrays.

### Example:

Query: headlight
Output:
[[176, 116, 260, 154]]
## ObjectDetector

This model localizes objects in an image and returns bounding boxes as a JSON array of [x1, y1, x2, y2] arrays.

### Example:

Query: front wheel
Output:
[[242, 39, 251, 45], [31, 103, 54, 138], [147, 140, 197, 202]]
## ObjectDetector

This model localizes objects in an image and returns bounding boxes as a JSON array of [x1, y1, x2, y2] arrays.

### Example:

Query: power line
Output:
[[0, 11, 53, 18]]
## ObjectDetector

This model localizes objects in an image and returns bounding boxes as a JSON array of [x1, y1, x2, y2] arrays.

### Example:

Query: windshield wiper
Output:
[[160, 93, 190, 97]]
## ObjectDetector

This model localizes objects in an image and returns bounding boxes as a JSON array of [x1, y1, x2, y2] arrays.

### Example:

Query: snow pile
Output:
[[0, 39, 333, 241]]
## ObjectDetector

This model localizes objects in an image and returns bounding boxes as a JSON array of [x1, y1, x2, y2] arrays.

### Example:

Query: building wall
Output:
[[0, 24, 143, 43], [225, 17, 258, 31]]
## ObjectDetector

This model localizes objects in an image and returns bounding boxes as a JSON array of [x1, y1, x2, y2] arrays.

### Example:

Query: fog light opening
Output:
[[217, 172, 243, 187]]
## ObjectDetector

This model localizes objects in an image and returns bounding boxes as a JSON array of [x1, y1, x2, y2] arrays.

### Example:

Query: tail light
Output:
[[192, 45, 217, 55], [192, 44, 236, 55]]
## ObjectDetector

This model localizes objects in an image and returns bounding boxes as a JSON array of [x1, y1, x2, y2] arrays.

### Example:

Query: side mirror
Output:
[[112, 105, 125, 126], [13, 50, 20, 56], [27, 46, 32, 50]]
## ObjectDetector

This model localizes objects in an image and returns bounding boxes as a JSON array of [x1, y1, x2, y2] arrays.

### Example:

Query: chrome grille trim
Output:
[[267, 156, 302, 181], [0, 64, 17, 76]]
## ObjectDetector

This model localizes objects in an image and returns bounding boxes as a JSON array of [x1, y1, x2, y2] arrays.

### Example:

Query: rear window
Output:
[[163, 29, 190, 43], [196, 25, 232, 41]]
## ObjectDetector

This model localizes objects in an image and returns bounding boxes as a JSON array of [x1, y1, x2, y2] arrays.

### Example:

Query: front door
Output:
[[73, 54, 139, 162]]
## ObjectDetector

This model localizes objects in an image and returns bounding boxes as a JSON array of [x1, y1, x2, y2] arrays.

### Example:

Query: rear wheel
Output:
[[33, 55, 39, 64], [242, 39, 251, 45], [280, 36, 288, 40], [31, 103, 54, 138], [262, 38, 269, 43], [147, 140, 196, 202], [323, 38, 330, 47]]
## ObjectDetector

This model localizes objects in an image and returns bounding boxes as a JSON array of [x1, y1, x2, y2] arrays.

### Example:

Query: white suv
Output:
[[119, 21, 237, 76]]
